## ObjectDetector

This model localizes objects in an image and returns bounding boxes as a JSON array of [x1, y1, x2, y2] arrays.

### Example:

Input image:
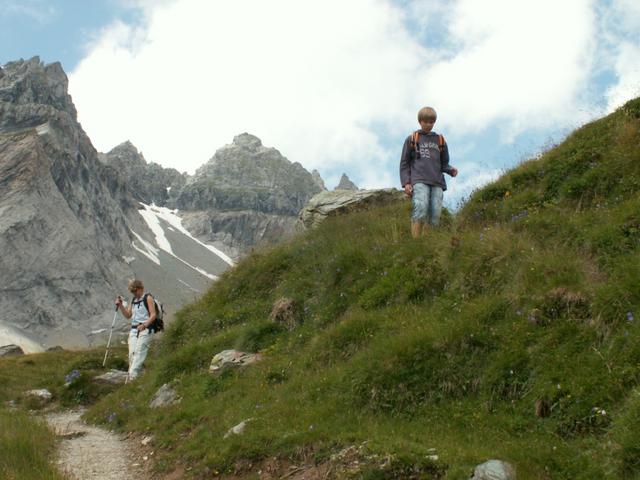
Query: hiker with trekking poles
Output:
[[112, 279, 162, 381]]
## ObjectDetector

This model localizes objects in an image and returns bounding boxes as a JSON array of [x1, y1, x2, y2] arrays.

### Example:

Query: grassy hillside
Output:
[[1, 98, 638, 479], [83, 98, 639, 479], [0, 348, 128, 479]]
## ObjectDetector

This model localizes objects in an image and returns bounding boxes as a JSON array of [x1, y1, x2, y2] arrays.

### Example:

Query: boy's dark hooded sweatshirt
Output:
[[399, 130, 454, 191]]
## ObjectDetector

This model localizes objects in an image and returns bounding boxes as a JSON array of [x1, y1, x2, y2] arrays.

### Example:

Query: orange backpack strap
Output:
[[438, 134, 445, 153], [411, 131, 420, 154]]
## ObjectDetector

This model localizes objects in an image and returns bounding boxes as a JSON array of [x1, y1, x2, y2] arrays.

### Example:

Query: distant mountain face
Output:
[[184, 133, 320, 215], [0, 58, 230, 351], [173, 133, 323, 259], [335, 173, 359, 191], [0, 57, 140, 349], [98, 141, 187, 207], [0, 57, 329, 350], [100, 132, 325, 261]]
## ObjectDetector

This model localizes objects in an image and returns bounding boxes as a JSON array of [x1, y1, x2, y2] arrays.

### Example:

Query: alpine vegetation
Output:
[[74, 98, 640, 478]]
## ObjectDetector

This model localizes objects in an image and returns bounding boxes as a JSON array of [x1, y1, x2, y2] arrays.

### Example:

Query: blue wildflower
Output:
[[65, 370, 80, 384]]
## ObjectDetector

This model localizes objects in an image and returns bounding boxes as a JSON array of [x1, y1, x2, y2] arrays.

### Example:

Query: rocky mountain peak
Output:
[[100, 140, 187, 207], [0, 57, 145, 349], [181, 133, 324, 217], [106, 141, 147, 167], [311, 169, 327, 191], [0, 56, 76, 127], [336, 173, 359, 191], [232, 132, 263, 151]]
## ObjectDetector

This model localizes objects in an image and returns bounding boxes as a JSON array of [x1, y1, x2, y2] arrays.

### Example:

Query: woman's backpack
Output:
[[132, 293, 165, 332]]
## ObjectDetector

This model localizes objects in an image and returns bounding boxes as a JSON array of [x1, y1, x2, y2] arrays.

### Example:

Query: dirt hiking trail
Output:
[[46, 409, 150, 480]]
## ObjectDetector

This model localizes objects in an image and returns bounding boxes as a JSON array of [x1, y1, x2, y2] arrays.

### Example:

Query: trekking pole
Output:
[[102, 303, 119, 368]]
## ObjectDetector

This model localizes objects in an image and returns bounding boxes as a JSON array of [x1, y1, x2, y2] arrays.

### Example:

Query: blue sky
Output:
[[2, 0, 639, 206], [0, 1, 140, 71]]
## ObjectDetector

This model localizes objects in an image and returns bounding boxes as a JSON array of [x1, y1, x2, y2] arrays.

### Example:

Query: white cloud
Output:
[[606, 41, 640, 112], [70, 0, 418, 181], [602, 1, 640, 112], [446, 167, 502, 207], [414, 0, 597, 139], [68, 0, 621, 193]]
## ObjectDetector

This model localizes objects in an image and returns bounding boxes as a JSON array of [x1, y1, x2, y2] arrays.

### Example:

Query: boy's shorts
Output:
[[411, 183, 443, 226]]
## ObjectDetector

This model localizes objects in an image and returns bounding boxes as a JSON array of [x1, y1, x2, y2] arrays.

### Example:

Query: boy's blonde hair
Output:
[[418, 107, 437, 122]]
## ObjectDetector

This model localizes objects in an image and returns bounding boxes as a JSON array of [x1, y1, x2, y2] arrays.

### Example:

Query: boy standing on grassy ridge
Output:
[[400, 107, 458, 237]]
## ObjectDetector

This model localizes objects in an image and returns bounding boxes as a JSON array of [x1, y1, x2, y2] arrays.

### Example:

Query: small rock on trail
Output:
[[46, 409, 148, 480]]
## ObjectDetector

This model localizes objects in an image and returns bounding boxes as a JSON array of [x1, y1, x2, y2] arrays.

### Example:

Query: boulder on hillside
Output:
[[24, 388, 53, 405], [269, 297, 301, 331], [299, 189, 404, 229], [94, 369, 128, 385], [0, 344, 24, 357], [209, 350, 263, 375], [149, 383, 180, 408], [223, 418, 254, 438], [471, 460, 516, 480]]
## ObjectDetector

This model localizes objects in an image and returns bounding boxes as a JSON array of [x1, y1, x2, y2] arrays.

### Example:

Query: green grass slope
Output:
[[84, 98, 640, 479], [2, 99, 636, 479]]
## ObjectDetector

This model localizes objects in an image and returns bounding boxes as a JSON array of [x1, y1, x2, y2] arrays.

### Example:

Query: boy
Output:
[[399, 106, 458, 237]]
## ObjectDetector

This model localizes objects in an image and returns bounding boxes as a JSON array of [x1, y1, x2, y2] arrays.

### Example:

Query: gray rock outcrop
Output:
[[209, 349, 263, 375], [175, 133, 323, 258], [0, 57, 143, 347], [299, 189, 404, 229], [335, 173, 358, 191], [180, 133, 321, 215], [99, 141, 187, 207], [0, 344, 24, 357], [311, 169, 327, 191], [0, 58, 251, 351], [180, 209, 297, 261]]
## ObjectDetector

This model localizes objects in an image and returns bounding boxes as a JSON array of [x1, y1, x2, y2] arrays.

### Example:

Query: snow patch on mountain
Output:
[[131, 230, 161, 265], [139, 204, 234, 266], [139, 204, 174, 254]]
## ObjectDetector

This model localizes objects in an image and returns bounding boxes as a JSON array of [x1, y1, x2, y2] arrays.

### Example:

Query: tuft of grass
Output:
[[0, 409, 69, 480]]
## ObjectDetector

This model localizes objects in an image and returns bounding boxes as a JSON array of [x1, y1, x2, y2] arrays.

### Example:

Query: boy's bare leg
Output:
[[411, 222, 422, 238], [422, 224, 429, 237]]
